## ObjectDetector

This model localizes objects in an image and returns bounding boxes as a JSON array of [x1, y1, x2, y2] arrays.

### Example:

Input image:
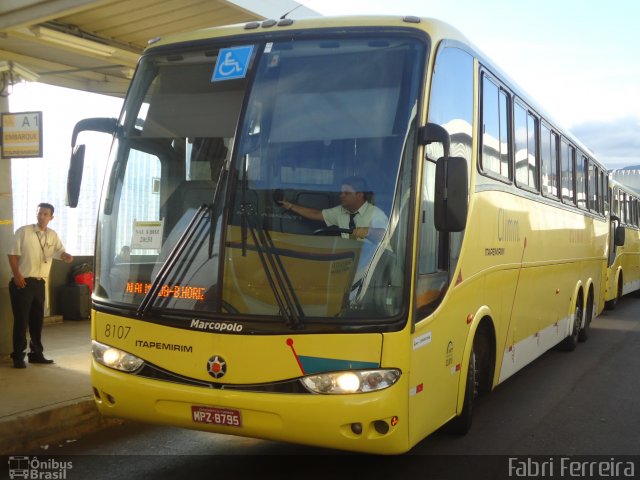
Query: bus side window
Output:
[[541, 124, 559, 199], [588, 161, 598, 212], [603, 173, 609, 215], [480, 74, 510, 180], [514, 101, 539, 192], [576, 154, 588, 210], [561, 140, 575, 205]]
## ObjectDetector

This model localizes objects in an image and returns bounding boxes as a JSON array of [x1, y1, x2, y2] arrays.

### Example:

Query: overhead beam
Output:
[[9, 27, 140, 67], [37, 73, 130, 97], [0, 0, 117, 31], [0, 48, 131, 96]]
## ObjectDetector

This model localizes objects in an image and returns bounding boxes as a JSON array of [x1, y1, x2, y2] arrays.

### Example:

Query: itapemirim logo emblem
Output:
[[207, 355, 227, 379], [8, 456, 73, 479]]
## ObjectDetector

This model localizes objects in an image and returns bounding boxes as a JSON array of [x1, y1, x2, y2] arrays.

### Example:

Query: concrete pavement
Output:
[[0, 318, 120, 455]]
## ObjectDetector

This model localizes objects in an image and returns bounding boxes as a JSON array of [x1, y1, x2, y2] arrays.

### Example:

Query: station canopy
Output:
[[0, 0, 318, 97]]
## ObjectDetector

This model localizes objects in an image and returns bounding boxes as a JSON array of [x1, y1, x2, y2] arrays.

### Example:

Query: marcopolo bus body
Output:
[[605, 179, 640, 308], [69, 15, 609, 454]]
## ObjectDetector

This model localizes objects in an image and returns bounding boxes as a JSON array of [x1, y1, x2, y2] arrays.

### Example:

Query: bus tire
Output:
[[578, 291, 593, 343], [605, 273, 623, 310], [560, 295, 583, 352], [445, 341, 477, 435]]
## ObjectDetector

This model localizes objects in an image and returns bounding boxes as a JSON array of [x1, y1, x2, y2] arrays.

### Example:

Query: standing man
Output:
[[7, 203, 73, 368]]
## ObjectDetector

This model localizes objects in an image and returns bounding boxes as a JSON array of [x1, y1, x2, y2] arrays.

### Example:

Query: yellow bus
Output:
[[69, 15, 610, 454], [605, 179, 640, 308]]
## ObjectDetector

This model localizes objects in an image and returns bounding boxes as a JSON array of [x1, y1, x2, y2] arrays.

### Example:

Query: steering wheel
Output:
[[313, 225, 353, 236], [272, 189, 284, 204]]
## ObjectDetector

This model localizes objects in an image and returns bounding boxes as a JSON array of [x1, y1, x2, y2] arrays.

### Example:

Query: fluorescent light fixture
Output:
[[28, 26, 141, 65], [30, 26, 117, 57], [0, 60, 39, 82]]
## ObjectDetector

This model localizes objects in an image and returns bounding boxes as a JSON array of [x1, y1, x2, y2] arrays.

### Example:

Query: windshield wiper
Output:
[[240, 202, 305, 329], [137, 204, 210, 317], [208, 154, 230, 259], [235, 153, 303, 329]]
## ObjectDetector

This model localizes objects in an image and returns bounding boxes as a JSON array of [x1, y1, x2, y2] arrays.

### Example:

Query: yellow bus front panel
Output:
[[92, 312, 410, 454]]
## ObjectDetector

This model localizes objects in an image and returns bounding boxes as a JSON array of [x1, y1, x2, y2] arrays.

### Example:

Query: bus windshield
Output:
[[96, 33, 425, 328]]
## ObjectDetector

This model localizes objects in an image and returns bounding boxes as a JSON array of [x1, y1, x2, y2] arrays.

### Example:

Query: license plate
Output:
[[191, 405, 242, 427]]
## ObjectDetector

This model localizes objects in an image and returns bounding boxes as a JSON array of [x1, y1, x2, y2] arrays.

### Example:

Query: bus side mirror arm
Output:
[[71, 117, 117, 148], [419, 123, 450, 158], [67, 117, 117, 208]]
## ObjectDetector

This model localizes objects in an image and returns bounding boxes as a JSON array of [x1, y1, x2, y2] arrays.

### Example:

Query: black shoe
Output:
[[28, 354, 54, 364], [13, 358, 27, 368]]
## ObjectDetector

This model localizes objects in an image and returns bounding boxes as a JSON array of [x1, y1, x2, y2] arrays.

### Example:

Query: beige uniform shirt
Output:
[[9, 224, 66, 279], [322, 201, 388, 239]]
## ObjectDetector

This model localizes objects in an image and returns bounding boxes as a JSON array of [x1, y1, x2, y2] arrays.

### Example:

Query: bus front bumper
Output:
[[91, 361, 410, 454]]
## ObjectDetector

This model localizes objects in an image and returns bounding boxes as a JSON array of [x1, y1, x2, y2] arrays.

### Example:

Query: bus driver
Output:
[[278, 176, 388, 242]]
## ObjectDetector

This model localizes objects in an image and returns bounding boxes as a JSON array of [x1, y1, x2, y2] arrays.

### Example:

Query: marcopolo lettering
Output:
[[191, 319, 243, 332]]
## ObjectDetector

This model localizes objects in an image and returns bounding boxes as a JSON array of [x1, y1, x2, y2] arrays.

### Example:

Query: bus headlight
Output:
[[301, 369, 401, 394], [92, 340, 144, 373]]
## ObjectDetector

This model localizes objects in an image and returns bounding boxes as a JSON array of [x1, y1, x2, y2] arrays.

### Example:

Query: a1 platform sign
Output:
[[1, 111, 43, 158]]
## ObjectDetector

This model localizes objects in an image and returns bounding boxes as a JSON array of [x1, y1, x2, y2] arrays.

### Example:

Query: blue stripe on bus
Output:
[[298, 356, 379, 374]]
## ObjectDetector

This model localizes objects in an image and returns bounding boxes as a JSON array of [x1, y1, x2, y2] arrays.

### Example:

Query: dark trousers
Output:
[[8, 278, 46, 359]]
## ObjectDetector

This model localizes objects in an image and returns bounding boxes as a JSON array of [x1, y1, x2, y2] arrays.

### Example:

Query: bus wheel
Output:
[[560, 297, 583, 352], [605, 274, 623, 310], [445, 343, 477, 435], [578, 293, 593, 343]]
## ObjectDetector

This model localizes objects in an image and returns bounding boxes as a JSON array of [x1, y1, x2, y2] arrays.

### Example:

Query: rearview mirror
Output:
[[434, 156, 468, 232], [614, 225, 625, 247], [66, 145, 85, 208]]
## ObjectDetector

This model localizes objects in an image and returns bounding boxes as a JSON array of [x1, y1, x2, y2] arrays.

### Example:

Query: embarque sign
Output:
[[1, 111, 43, 158]]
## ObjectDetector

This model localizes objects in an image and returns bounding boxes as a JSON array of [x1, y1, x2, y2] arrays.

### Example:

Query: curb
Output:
[[0, 397, 122, 455], [44, 315, 64, 326]]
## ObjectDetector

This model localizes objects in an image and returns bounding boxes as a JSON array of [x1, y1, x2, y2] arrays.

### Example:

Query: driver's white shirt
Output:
[[322, 201, 388, 239]]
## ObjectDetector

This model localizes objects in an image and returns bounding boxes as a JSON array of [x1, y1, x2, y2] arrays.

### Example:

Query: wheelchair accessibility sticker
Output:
[[212, 46, 254, 81]]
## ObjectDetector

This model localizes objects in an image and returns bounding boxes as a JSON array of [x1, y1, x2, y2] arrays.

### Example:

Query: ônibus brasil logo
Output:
[[8, 456, 73, 479]]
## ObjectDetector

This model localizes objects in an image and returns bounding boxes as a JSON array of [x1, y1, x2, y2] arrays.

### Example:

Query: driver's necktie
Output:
[[349, 212, 357, 230]]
